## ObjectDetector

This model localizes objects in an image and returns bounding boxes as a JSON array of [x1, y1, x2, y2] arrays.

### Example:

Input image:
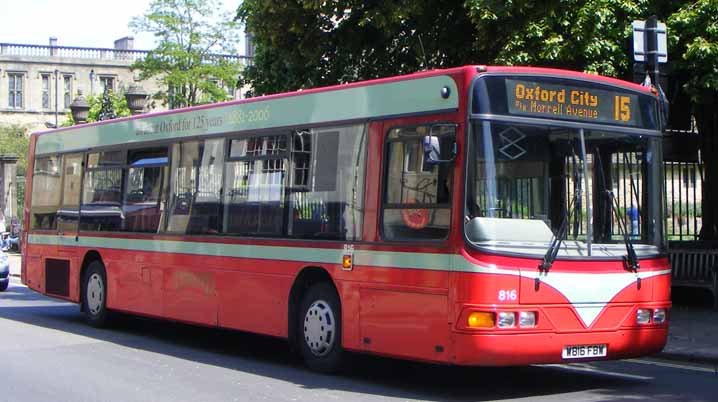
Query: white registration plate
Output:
[[562, 344, 607, 359]]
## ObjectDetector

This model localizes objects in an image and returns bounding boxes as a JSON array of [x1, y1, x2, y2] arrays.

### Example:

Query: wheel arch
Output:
[[79, 250, 104, 311], [287, 266, 338, 348]]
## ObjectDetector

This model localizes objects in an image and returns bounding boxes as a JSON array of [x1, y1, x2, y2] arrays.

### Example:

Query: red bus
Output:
[[22, 66, 670, 372]]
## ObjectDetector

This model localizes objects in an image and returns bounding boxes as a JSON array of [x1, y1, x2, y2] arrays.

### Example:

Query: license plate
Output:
[[562, 344, 607, 359]]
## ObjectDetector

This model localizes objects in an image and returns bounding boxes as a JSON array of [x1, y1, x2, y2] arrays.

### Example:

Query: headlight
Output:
[[636, 308, 652, 324], [519, 311, 536, 327], [497, 312, 516, 328], [653, 309, 667, 324]]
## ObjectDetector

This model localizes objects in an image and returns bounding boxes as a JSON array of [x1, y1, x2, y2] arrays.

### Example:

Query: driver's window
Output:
[[382, 124, 454, 240]]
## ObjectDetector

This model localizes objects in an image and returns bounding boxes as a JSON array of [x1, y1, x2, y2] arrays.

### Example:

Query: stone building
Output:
[[0, 36, 249, 222], [0, 37, 248, 133]]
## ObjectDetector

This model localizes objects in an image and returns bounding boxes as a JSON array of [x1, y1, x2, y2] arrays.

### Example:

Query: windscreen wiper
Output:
[[538, 193, 576, 274], [607, 191, 640, 273], [594, 152, 640, 273], [536, 181, 579, 291]]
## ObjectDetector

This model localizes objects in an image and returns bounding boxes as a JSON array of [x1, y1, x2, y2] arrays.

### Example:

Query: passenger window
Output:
[[81, 151, 125, 231], [382, 125, 454, 240], [123, 148, 168, 232], [166, 139, 224, 234], [30, 156, 62, 230], [223, 135, 288, 236], [57, 153, 83, 232], [287, 125, 367, 240]]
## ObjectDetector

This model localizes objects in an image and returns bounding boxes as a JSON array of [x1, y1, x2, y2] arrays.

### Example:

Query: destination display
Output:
[[505, 79, 641, 126]]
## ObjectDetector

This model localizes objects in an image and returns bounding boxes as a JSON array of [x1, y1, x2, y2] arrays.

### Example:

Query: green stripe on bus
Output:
[[29, 234, 343, 264], [36, 75, 459, 155], [27, 234, 458, 272]]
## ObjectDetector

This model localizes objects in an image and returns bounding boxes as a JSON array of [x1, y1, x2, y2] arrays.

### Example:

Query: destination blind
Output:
[[505, 79, 642, 127]]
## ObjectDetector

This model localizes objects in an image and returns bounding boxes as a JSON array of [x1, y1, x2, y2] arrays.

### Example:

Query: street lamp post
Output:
[[89, 69, 95, 96]]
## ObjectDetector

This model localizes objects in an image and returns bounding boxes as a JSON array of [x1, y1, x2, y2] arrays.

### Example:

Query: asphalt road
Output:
[[1, 278, 716, 402]]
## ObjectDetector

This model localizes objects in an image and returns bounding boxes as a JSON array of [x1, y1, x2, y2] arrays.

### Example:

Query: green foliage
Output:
[[465, 0, 651, 79], [237, 0, 477, 96], [63, 92, 131, 126], [239, 0, 717, 99], [98, 90, 118, 121], [0, 124, 30, 214], [0, 125, 29, 176], [668, 0, 718, 102], [130, 0, 244, 108]]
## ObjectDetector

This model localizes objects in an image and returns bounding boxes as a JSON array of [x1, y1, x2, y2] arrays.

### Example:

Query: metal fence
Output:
[[665, 160, 703, 241]]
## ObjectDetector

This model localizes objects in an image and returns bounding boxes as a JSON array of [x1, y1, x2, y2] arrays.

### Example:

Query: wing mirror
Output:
[[423, 124, 457, 165]]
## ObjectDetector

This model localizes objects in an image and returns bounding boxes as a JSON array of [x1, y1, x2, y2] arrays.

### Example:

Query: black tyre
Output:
[[0, 280, 8, 291], [298, 282, 344, 373], [81, 260, 111, 327]]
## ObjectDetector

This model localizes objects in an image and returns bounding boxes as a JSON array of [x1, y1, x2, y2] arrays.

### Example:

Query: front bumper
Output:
[[451, 327, 668, 366]]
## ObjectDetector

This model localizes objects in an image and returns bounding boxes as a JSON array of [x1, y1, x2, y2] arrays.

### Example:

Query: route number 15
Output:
[[614, 96, 631, 122]]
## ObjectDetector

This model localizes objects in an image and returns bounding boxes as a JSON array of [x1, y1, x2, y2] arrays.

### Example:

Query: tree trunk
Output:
[[696, 91, 718, 240]]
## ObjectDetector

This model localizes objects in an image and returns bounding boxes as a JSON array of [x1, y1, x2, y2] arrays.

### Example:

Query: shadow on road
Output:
[[0, 282, 699, 402]]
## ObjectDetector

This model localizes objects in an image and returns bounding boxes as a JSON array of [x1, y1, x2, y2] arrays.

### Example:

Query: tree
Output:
[[0, 124, 30, 214], [237, 0, 477, 96], [97, 89, 117, 120], [98, 89, 118, 121], [63, 92, 131, 126], [131, 0, 244, 108], [238, 1, 655, 95], [465, 0, 648, 80], [668, 0, 718, 239]]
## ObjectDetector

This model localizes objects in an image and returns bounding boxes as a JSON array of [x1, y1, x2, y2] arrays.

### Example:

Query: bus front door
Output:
[[53, 153, 83, 300]]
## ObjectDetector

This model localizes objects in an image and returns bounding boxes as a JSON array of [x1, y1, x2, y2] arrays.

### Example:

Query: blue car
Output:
[[0, 250, 9, 291]]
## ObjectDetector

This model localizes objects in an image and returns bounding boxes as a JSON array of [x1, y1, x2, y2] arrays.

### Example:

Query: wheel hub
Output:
[[303, 300, 336, 357], [87, 273, 104, 315]]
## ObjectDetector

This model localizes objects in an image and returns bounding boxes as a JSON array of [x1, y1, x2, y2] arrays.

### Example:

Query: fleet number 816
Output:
[[498, 289, 518, 301]]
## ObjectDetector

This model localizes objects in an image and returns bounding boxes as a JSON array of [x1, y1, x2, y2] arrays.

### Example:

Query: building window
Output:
[[8, 73, 23, 109], [99, 76, 115, 93], [41, 74, 51, 109], [63, 75, 73, 109]]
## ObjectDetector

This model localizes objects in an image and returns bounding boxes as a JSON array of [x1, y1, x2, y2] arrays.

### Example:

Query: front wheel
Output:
[[298, 282, 344, 373], [82, 260, 111, 327]]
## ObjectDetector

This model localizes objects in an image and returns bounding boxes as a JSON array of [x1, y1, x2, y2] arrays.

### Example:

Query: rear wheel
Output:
[[0, 280, 8, 291], [298, 282, 344, 373], [82, 260, 111, 327]]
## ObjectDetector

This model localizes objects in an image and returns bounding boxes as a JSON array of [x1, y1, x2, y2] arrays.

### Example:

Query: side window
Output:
[[382, 125, 455, 240], [57, 153, 83, 232], [287, 125, 367, 240], [123, 148, 168, 232], [166, 139, 224, 234], [81, 150, 125, 231], [223, 135, 288, 236], [30, 156, 62, 230]]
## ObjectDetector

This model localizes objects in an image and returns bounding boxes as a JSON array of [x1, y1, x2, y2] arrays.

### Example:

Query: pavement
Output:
[[5, 253, 718, 365]]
